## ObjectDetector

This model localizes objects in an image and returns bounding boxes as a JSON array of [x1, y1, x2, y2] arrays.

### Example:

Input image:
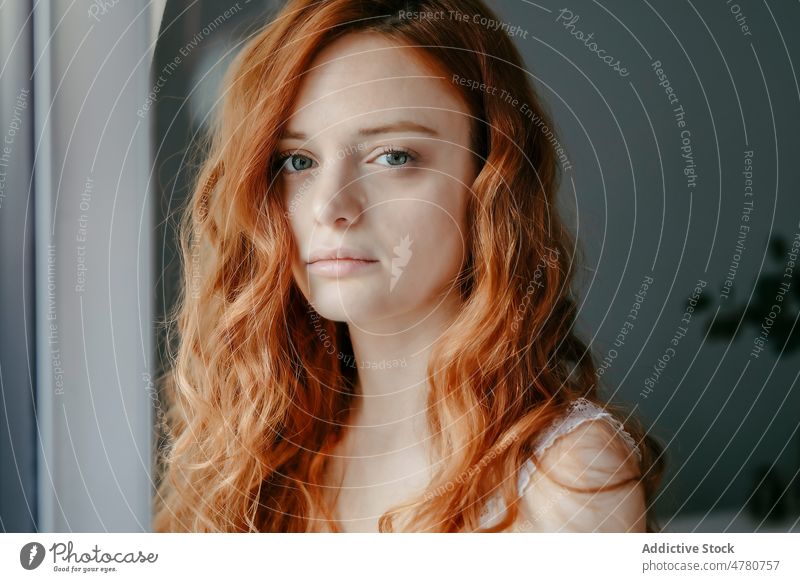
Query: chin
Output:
[[306, 289, 388, 324]]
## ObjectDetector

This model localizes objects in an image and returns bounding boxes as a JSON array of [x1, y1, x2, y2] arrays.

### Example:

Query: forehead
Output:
[[283, 32, 470, 140]]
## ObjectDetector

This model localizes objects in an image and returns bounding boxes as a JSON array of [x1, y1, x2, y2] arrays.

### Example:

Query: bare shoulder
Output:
[[512, 415, 646, 532]]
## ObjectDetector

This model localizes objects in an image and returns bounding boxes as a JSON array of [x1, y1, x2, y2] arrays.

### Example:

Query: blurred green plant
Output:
[[692, 235, 800, 354]]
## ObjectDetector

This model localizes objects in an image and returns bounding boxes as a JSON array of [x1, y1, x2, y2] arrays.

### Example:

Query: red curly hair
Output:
[[152, 0, 665, 532]]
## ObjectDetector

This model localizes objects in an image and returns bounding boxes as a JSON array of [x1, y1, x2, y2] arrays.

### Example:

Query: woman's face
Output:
[[279, 32, 478, 330]]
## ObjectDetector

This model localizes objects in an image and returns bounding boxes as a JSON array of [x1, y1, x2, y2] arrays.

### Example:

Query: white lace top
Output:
[[478, 397, 642, 529]]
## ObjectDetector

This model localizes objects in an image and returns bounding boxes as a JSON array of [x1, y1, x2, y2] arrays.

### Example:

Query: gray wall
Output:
[[491, 0, 800, 525]]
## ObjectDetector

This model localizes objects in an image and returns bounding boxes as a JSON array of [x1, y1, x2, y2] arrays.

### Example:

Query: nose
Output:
[[311, 160, 364, 228]]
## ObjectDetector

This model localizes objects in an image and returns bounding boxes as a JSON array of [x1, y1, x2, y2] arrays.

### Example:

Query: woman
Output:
[[153, 0, 665, 533]]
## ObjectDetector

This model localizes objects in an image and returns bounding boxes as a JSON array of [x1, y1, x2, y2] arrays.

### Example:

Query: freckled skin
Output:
[[280, 32, 477, 330]]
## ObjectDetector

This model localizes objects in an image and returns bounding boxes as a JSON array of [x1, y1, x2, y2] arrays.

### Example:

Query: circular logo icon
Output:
[[20, 542, 46, 570]]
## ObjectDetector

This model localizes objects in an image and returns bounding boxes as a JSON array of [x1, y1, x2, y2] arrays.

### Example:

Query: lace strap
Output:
[[516, 397, 642, 495], [479, 398, 643, 528]]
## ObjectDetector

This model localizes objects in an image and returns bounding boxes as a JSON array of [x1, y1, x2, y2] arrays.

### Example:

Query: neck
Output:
[[343, 288, 462, 450]]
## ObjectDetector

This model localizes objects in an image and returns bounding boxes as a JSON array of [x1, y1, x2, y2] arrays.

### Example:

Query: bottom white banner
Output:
[[1, 533, 798, 581]]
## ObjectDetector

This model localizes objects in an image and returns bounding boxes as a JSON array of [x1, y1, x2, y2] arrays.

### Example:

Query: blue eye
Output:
[[276, 153, 314, 174], [273, 147, 415, 174], [376, 148, 415, 167]]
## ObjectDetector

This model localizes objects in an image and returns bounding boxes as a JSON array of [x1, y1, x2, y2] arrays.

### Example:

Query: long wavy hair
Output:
[[152, 0, 665, 532]]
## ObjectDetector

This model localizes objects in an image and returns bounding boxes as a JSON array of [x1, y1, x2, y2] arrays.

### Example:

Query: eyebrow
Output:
[[280, 121, 440, 141]]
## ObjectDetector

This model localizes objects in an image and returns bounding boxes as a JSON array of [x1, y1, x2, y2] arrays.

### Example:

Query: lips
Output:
[[307, 246, 377, 264]]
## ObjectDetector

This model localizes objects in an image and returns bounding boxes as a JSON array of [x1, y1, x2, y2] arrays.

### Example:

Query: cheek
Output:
[[428, 212, 468, 282], [419, 176, 470, 263], [419, 208, 466, 263], [282, 203, 312, 294], [379, 184, 470, 291]]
